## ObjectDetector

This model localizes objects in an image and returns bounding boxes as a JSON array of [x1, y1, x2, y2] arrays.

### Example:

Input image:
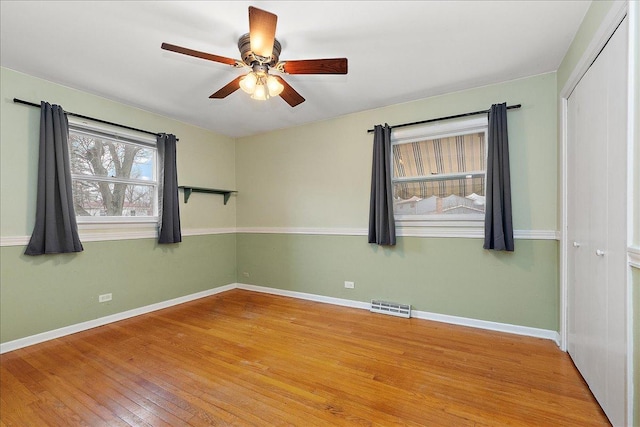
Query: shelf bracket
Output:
[[183, 187, 193, 203]]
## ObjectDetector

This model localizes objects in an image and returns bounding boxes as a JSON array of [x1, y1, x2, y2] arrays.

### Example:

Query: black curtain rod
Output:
[[13, 98, 178, 141], [366, 104, 521, 133]]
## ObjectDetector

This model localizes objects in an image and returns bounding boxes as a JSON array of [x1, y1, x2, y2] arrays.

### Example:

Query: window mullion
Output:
[[393, 170, 485, 183], [71, 175, 156, 187]]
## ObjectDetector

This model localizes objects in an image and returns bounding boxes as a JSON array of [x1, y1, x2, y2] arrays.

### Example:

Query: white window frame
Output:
[[67, 118, 159, 230], [391, 116, 488, 231]]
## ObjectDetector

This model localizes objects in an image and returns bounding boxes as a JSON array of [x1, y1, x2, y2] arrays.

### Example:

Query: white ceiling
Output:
[[0, 1, 590, 138]]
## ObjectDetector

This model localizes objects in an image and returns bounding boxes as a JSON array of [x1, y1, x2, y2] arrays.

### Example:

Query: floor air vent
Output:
[[370, 300, 411, 318]]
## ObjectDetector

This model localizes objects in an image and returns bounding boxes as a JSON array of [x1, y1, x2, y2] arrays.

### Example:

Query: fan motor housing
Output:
[[238, 33, 281, 67]]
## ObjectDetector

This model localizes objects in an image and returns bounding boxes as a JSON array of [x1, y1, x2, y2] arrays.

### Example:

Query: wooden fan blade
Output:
[[249, 6, 277, 58], [281, 58, 348, 75], [209, 76, 243, 99], [162, 42, 237, 66], [274, 76, 305, 107]]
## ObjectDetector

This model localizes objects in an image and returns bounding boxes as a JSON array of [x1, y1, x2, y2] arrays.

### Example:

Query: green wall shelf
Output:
[[178, 186, 237, 205]]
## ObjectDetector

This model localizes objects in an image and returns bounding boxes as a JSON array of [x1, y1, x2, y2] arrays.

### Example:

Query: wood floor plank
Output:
[[0, 393, 49, 427], [1, 289, 610, 426]]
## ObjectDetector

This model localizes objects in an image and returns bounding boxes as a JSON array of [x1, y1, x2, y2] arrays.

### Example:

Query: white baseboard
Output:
[[236, 283, 560, 345], [410, 309, 560, 344], [0, 284, 235, 354], [236, 283, 371, 310], [1, 282, 560, 354]]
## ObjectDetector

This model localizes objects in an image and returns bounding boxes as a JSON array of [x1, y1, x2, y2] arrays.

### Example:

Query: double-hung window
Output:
[[391, 117, 488, 226], [68, 120, 159, 224]]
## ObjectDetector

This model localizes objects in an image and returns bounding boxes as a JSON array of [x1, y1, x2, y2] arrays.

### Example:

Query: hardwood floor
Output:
[[1, 289, 610, 426]]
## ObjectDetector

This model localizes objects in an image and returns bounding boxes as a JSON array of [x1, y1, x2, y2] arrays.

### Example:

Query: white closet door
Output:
[[566, 17, 628, 427]]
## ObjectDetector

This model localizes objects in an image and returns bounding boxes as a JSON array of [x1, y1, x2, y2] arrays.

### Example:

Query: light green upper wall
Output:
[[557, 1, 618, 93], [236, 73, 557, 231], [0, 67, 237, 237], [0, 67, 239, 345]]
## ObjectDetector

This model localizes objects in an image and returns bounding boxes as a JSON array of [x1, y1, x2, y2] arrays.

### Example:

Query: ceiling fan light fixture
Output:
[[251, 81, 268, 100], [239, 72, 258, 94], [240, 71, 282, 101], [266, 75, 284, 97]]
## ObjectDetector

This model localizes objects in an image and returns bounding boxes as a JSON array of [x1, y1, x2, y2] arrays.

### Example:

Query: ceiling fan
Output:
[[161, 6, 348, 107]]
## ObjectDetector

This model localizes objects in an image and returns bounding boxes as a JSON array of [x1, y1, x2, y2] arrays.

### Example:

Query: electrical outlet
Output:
[[242, 272, 250, 278], [98, 293, 112, 303], [344, 281, 355, 289]]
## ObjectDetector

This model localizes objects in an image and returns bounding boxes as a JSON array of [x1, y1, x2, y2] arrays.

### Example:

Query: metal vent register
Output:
[[370, 300, 411, 318]]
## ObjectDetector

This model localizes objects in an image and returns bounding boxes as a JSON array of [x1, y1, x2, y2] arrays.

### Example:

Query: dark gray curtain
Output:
[[368, 124, 396, 246], [25, 102, 83, 255], [157, 133, 181, 244], [483, 103, 514, 251]]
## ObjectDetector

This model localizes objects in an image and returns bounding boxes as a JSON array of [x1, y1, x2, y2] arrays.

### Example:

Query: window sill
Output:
[[77, 220, 158, 242], [394, 211, 484, 238], [76, 216, 158, 225], [396, 222, 484, 238]]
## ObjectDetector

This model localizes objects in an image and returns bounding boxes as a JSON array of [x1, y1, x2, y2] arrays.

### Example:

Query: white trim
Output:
[[79, 230, 157, 242], [559, 97, 569, 352], [68, 116, 157, 145], [235, 227, 559, 240], [398, 226, 484, 239], [0, 235, 30, 246], [235, 227, 367, 236], [0, 228, 236, 247], [1, 283, 560, 354], [1, 227, 559, 246], [0, 284, 235, 354], [77, 222, 159, 242], [629, 246, 640, 269], [391, 116, 488, 143], [0, 227, 563, 247], [236, 283, 559, 344], [626, 4, 637, 423], [410, 309, 560, 344], [181, 228, 237, 236], [559, 1, 629, 98], [76, 216, 158, 225]]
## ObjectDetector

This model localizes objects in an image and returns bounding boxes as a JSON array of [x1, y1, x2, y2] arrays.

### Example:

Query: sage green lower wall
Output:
[[0, 234, 236, 344], [236, 233, 558, 331]]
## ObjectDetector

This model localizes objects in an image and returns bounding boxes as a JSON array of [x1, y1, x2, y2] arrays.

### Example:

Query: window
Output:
[[391, 117, 488, 222], [68, 120, 158, 223]]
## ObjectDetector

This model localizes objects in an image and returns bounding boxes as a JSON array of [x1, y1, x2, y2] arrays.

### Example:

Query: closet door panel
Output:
[[602, 19, 628, 424], [566, 17, 627, 427]]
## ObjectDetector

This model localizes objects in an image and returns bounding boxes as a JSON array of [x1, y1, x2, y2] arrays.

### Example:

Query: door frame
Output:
[[558, 1, 635, 423]]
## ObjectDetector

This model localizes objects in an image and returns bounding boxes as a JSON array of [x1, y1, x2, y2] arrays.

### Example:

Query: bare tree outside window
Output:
[[69, 129, 157, 217]]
